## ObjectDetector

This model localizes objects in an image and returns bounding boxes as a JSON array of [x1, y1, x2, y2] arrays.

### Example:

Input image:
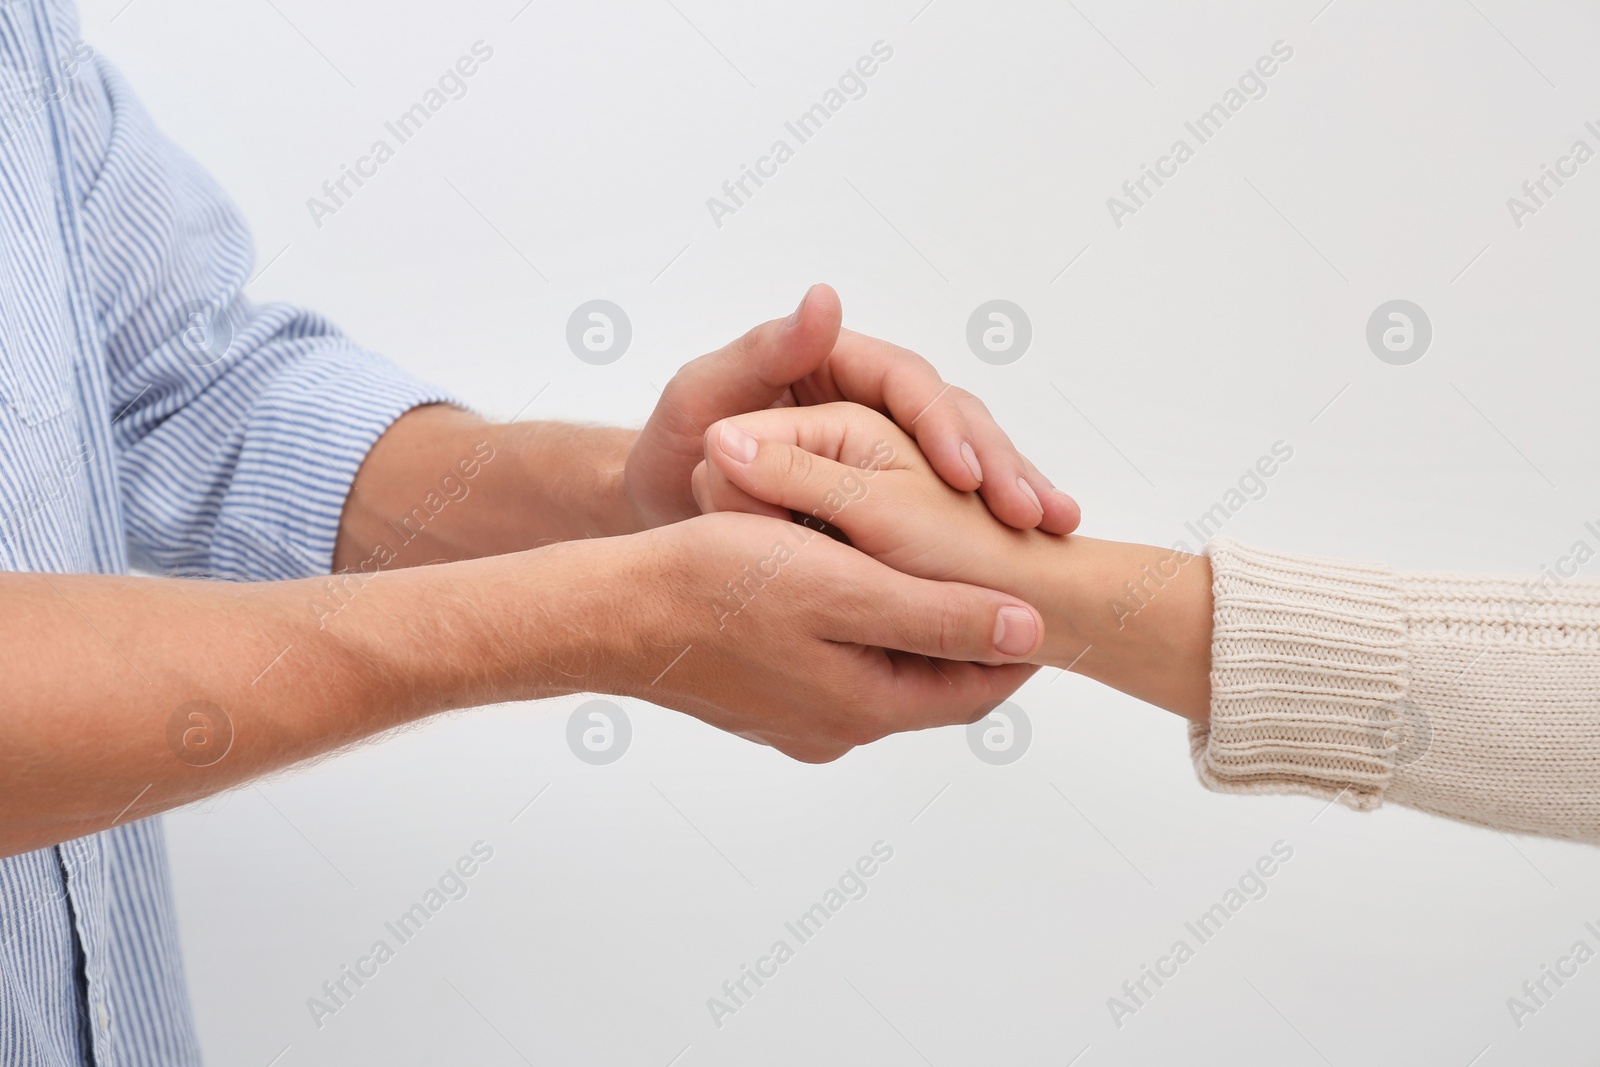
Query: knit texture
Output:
[[1193, 538, 1600, 843]]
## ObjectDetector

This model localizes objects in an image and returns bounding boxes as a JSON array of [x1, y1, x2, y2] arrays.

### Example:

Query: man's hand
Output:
[[617, 511, 1044, 762], [625, 284, 1079, 535]]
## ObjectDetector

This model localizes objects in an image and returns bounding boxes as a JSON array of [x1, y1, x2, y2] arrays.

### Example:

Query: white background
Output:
[[78, 0, 1600, 1063]]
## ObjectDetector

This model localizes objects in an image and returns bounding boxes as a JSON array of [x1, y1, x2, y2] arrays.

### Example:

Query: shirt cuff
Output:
[[208, 344, 458, 580], [1189, 537, 1410, 811]]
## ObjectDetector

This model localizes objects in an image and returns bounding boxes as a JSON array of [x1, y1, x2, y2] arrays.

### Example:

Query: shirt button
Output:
[[96, 1000, 109, 1030]]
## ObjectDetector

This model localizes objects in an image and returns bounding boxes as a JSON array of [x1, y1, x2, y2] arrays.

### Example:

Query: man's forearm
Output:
[[1, 539, 631, 858], [334, 405, 642, 571]]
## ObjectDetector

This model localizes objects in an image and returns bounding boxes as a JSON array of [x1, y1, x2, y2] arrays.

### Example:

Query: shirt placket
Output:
[[57, 832, 117, 1065]]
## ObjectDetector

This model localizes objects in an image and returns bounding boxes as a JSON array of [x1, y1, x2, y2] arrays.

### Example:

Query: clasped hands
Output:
[[612, 285, 1141, 764]]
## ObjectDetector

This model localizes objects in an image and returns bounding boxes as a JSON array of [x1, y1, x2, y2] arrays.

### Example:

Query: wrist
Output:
[[505, 423, 642, 540], [330, 538, 644, 720], [1015, 536, 1214, 719], [501, 529, 702, 700], [1007, 535, 1114, 668]]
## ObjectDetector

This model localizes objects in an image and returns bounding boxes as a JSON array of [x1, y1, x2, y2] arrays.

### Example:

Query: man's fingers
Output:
[[870, 351, 982, 495], [811, 330, 981, 491], [953, 393, 1080, 534], [1020, 456, 1081, 534], [949, 394, 1072, 533], [824, 555, 1044, 664], [882, 656, 1038, 732], [903, 387, 985, 495], [816, 330, 1076, 531], [963, 414, 1044, 529]]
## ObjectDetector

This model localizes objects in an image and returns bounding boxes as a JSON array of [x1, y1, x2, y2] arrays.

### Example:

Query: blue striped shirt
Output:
[[1, 2, 450, 1062]]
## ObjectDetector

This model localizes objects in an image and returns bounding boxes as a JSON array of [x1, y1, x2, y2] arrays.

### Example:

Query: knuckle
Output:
[[776, 444, 813, 483], [932, 596, 975, 658], [954, 387, 991, 416], [963, 699, 1002, 726], [862, 701, 900, 743], [831, 693, 890, 747], [656, 377, 702, 437], [729, 327, 761, 364], [780, 741, 852, 764], [839, 719, 881, 747]]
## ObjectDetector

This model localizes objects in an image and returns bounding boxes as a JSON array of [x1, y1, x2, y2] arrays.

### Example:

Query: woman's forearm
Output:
[[1039, 534, 1600, 843], [1003, 536, 1214, 721]]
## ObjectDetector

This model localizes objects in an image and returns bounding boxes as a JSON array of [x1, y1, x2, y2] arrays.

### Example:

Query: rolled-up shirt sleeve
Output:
[[68, 57, 454, 580]]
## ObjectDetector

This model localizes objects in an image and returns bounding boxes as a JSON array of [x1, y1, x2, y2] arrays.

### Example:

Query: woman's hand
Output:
[[694, 402, 1215, 719], [692, 402, 1053, 593]]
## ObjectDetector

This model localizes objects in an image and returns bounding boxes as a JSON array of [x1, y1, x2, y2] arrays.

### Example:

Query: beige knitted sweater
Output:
[[1193, 538, 1600, 843]]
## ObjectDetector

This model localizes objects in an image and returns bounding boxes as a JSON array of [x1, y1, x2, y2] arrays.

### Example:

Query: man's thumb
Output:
[[675, 284, 843, 423]]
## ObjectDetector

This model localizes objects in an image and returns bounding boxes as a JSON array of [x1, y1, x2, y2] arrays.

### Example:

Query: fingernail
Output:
[[1016, 476, 1042, 516], [786, 285, 814, 328], [959, 441, 983, 485], [720, 422, 759, 464], [993, 606, 1038, 657]]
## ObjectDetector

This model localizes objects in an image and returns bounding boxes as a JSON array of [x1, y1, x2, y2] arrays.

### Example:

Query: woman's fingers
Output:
[[705, 419, 882, 525], [690, 458, 788, 521]]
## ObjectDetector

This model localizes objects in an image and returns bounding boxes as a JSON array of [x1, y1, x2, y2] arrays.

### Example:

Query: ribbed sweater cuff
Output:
[[1190, 537, 1410, 810]]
